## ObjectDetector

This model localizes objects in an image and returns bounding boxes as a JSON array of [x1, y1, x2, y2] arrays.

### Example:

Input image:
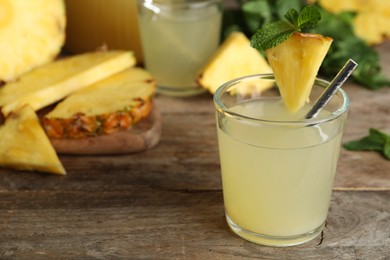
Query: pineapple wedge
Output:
[[197, 32, 273, 94], [265, 32, 333, 112], [43, 67, 156, 139], [0, 51, 136, 116], [0, 105, 65, 175], [0, 0, 66, 81]]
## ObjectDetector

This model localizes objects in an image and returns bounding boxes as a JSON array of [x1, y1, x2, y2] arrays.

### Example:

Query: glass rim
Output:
[[213, 73, 350, 127], [140, 0, 222, 11]]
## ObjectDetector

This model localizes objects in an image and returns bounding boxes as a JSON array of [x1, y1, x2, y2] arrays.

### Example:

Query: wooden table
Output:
[[0, 45, 389, 260]]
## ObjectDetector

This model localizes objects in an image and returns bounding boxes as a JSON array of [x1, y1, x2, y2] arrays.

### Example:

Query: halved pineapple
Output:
[[197, 32, 273, 94], [43, 67, 156, 139], [0, 51, 136, 116], [0, 105, 65, 175], [0, 0, 66, 81], [265, 32, 333, 112]]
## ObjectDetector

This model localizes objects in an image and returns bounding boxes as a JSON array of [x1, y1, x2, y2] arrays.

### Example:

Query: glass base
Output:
[[226, 214, 324, 247], [157, 85, 206, 97]]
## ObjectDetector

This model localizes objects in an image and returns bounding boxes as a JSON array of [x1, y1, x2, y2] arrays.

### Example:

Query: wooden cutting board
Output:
[[49, 104, 162, 155]]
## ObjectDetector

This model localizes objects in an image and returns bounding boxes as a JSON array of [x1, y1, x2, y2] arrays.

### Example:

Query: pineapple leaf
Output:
[[250, 5, 321, 51]]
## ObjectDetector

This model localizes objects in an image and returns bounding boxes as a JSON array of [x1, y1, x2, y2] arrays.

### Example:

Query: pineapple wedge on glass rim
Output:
[[197, 32, 273, 95], [265, 32, 333, 112], [0, 105, 65, 175], [0, 0, 66, 81], [0, 51, 136, 116], [43, 67, 156, 139]]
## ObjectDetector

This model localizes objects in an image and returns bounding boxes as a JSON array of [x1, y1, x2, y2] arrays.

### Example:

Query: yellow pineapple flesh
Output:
[[43, 67, 156, 138], [197, 32, 273, 94], [0, 105, 65, 175], [0, 51, 136, 116], [0, 0, 66, 81], [265, 32, 333, 112]]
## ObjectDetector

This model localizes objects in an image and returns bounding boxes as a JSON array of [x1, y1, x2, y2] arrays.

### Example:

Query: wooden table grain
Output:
[[0, 45, 389, 260]]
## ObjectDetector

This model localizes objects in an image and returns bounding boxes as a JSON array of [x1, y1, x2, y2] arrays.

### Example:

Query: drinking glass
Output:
[[214, 74, 349, 247]]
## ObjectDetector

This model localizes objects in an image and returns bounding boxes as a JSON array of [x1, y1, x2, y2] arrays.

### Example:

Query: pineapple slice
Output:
[[43, 67, 156, 139], [0, 105, 65, 175], [0, 0, 66, 81], [0, 51, 136, 116], [265, 32, 333, 112], [197, 32, 273, 94]]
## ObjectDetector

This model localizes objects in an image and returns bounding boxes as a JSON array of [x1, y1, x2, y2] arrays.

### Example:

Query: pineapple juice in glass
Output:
[[214, 74, 349, 247], [137, 0, 222, 96]]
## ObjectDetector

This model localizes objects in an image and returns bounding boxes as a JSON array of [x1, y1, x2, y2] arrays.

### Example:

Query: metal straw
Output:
[[304, 59, 358, 119]]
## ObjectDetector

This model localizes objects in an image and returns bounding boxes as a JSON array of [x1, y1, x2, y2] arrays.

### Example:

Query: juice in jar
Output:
[[137, 0, 222, 96]]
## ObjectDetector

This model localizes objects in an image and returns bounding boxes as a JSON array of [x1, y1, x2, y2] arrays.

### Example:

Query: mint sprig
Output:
[[343, 128, 390, 160], [250, 5, 321, 51]]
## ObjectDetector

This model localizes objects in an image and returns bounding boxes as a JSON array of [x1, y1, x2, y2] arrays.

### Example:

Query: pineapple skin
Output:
[[44, 100, 153, 139], [0, 0, 66, 81], [0, 105, 66, 175], [43, 67, 156, 139], [197, 32, 273, 94], [0, 51, 136, 116], [265, 32, 333, 112]]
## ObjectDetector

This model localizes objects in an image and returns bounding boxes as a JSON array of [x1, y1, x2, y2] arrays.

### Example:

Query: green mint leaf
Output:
[[250, 5, 321, 51], [368, 128, 388, 143], [384, 138, 390, 160], [343, 128, 390, 160], [250, 21, 295, 51], [284, 9, 299, 27], [297, 5, 321, 30], [343, 137, 383, 151]]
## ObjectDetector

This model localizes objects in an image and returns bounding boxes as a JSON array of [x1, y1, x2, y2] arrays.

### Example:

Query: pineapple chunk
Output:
[[265, 32, 333, 112], [0, 0, 66, 81], [43, 67, 156, 138], [0, 105, 65, 175], [0, 51, 136, 116], [197, 32, 273, 94]]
